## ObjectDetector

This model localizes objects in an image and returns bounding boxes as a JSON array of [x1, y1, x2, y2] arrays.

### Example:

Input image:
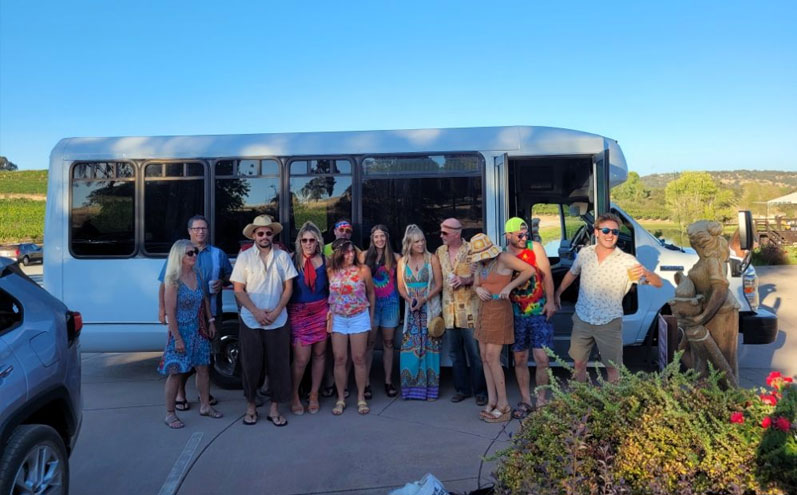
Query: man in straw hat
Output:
[[231, 215, 298, 426], [555, 212, 662, 383], [503, 217, 556, 418], [435, 218, 487, 406]]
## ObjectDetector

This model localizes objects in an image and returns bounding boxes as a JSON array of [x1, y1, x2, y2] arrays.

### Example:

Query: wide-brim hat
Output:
[[243, 214, 283, 240], [427, 316, 446, 339], [469, 233, 501, 262]]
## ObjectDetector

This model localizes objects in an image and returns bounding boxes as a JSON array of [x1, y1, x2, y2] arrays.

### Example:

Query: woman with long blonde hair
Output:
[[158, 239, 222, 428], [397, 224, 443, 400], [287, 221, 328, 415]]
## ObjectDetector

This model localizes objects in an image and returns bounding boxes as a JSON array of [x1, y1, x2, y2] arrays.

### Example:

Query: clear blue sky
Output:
[[1, 1, 795, 174]]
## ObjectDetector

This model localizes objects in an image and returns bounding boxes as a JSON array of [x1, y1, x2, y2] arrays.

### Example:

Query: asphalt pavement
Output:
[[18, 263, 797, 495]]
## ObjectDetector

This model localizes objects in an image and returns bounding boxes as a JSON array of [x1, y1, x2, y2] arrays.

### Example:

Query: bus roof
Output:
[[52, 125, 626, 170]]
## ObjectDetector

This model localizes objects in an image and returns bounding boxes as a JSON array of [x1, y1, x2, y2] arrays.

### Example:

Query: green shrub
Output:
[[0, 170, 48, 195], [494, 356, 796, 495], [752, 245, 791, 266], [0, 198, 45, 243]]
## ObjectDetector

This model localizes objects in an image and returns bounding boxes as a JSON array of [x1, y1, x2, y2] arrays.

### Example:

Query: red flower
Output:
[[774, 417, 791, 432], [760, 394, 778, 406], [766, 371, 782, 387], [761, 416, 772, 429], [730, 412, 745, 424], [783, 377, 794, 385]]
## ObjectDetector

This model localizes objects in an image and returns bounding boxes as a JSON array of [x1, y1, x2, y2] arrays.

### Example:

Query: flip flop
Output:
[[242, 412, 258, 425], [175, 399, 190, 411], [164, 413, 184, 429], [512, 402, 535, 420], [199, 407, 224, 419], [266, 414, 288, 427]]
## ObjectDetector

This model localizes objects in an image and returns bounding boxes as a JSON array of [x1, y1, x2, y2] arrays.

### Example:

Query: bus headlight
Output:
[[743, 271, 759, 312]]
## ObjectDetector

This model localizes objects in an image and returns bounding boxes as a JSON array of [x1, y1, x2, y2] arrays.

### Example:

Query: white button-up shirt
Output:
[[570, 245, 639, 325], [230, 247, 298, 330]]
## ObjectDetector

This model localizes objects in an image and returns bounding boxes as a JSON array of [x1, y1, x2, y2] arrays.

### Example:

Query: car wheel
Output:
[[0, 424, 68, 495], [210, 318, 242, 389], [22, 256, 30, 266]]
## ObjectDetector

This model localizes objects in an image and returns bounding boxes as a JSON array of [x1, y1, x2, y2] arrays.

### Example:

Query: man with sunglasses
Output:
[[231, 214, 298, 426], [504, 217, 556, 416], [436, 218, 487, 406], [157, 215, 232, 410], [555, 213, 662, 383], [322, 219, 361, 260]]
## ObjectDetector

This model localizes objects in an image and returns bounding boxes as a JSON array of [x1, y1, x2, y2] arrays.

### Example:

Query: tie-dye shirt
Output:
[[509, 245, 545, 317]]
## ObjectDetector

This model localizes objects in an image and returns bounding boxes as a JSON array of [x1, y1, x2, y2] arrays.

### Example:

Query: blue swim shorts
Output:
[[512, 315, 554, 352]]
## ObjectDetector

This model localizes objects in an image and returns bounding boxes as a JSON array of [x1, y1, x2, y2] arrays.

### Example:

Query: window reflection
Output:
[[289, 175, 352, 243], [144, 162, 205, 254], [215, 177, 280, 255]]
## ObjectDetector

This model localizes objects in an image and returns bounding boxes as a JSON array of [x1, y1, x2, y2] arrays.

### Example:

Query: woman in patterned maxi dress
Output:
[[159, 239, 222, 428], [397, 225, 443, 400]]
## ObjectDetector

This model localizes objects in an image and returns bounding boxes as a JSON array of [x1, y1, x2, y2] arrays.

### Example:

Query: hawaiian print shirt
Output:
[[436, 241, 479, 329]]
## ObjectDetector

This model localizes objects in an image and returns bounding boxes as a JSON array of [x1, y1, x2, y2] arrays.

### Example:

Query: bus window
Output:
[[144, 161, 205, 255], [361, 154, 483, 252], [70, 162, 136, 257], [214, 159, 280, 256], [289, 159, 352, 243]]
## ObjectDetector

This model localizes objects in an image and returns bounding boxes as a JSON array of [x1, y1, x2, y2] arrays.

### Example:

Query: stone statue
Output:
[[671, 220, 740, 386]]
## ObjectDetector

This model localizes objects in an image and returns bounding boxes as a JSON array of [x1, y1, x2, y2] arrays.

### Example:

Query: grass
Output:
[[0, 170, 48, 195], [0, 198, 46, 243]]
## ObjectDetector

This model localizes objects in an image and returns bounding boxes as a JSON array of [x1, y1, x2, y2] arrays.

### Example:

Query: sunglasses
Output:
[[597, 227, 620, 236], [337, 227, 352, 234], [514, 232, 529, 239], [255, 230, 274, 238], [185, 250, 198, 257], [300, 238, 316, 244]]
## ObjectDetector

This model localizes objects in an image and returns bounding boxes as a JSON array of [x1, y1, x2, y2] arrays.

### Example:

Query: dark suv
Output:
[[0, 258, 82, 494]]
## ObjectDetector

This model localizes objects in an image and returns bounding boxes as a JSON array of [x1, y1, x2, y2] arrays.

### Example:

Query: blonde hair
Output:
[[293, 221, 324, 270], [164, 239, 196, 286], [401, 224, 431, 263]]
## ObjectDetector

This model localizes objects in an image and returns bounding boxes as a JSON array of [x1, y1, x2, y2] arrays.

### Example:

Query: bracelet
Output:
[[208, 317, 216, 323]]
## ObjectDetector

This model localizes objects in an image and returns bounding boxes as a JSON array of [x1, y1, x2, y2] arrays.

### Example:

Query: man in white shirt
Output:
[[231, 215, 298, 426], [555, 213, 662, 383]]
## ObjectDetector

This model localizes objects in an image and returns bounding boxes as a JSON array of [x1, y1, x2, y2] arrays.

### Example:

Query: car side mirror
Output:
[[738, 210, 754, 251]]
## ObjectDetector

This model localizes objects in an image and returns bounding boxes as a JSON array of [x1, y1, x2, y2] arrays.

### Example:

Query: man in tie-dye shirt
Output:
[[504, 217, 556, 417]]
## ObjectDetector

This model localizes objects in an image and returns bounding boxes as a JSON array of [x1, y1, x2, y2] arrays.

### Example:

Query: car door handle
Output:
[[0, 365, 12, 378]]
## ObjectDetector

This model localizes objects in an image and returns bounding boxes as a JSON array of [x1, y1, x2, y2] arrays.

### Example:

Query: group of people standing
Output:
[[157, 211, 663, 428]]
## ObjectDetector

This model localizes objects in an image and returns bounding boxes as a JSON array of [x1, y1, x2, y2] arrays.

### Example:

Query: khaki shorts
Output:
[[568, 313, 623, 367]]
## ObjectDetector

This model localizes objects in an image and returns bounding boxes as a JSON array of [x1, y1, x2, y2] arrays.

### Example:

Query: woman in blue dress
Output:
[[159, 239, 223, 428], [397, 225, 443, 400]]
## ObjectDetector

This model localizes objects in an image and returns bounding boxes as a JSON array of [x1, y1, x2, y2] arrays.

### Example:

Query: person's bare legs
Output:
[[331, 333, 350, 404], [531, 348, 550, 405], [381, 327, 396, 386], [291, 343, 311, 412], [309, 340, 327, 402], [350, 332, 369, 402], [165, 373, 183, 413], [513, 350, 532, 406], [479, 342, 497, 412], [364, 328, 376, 390], [606, 365, 619, 383], [195, 365, 219, 416], [485, 343, 509, 410], [573, 360, 588, 383]]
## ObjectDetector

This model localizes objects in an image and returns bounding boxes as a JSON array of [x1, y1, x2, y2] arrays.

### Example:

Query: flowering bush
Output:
[[494, 357, 796, 494]]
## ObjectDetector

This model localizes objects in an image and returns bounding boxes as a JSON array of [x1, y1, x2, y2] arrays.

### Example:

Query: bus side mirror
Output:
[[738, 210, 754, 251]]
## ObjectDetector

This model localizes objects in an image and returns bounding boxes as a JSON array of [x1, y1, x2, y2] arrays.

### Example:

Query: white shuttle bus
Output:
[[44, 126, 776, 386]]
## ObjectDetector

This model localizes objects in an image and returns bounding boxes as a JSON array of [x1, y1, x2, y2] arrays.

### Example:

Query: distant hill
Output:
[[641, 170, 797, 190], [0, 170, 48, 197]]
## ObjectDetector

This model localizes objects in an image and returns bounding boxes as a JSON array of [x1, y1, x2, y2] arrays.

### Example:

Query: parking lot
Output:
[[18, 264, 797, 495]]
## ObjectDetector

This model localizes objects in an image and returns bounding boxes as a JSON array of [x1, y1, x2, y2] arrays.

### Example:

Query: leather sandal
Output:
[[291, 402, 305, 416], [384, 383, 398, 398], [307, 395, 320, 414], [479, 404, 497, 419], [484, 405, 512, 423], [174, 399, 190, 411], [332, 400, 346, 416], [512, 402, 535, 420], [164, 412, 184, 429], [199, 407, 224, 419], [357, 400, 370, 415]]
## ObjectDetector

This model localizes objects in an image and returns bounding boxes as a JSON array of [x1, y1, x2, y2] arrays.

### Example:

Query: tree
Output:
[[0, 156, 19, 171], [665, 172, 736, 241], [613, 171, 649, 203]]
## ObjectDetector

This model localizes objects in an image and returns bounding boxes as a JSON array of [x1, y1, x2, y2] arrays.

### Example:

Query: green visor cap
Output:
[[504, 217, 528, 233]]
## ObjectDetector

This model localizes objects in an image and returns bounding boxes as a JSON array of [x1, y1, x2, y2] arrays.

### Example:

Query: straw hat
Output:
[[469, 233, 501, 262], [242, 214, 283, 240], [427, 316, 446, 338]]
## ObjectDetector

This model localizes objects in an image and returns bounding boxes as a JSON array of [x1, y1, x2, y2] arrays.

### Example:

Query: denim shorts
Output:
[[374, 296, 400, 328], [331, 310, 371, 335], [512, 315, 554, 352]]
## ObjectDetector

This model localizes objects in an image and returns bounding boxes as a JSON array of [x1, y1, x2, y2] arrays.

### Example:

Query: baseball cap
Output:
[[504, 217, 528, 233]]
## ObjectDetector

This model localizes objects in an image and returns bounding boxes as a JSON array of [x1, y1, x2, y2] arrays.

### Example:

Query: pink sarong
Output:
[[288, 299, 328, 346]]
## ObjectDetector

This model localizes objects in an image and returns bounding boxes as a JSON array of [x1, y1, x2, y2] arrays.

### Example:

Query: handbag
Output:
[[197, 300, 212, 340]]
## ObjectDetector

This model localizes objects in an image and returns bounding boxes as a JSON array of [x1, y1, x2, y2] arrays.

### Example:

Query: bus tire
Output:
[[210, 317, 242, 389]]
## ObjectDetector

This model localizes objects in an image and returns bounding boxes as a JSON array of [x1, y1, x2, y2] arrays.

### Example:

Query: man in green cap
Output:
[[504, 217, 556, 417]]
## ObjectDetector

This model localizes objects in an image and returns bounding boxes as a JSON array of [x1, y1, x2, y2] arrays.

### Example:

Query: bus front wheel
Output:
[[211, 318, 242, 389]]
